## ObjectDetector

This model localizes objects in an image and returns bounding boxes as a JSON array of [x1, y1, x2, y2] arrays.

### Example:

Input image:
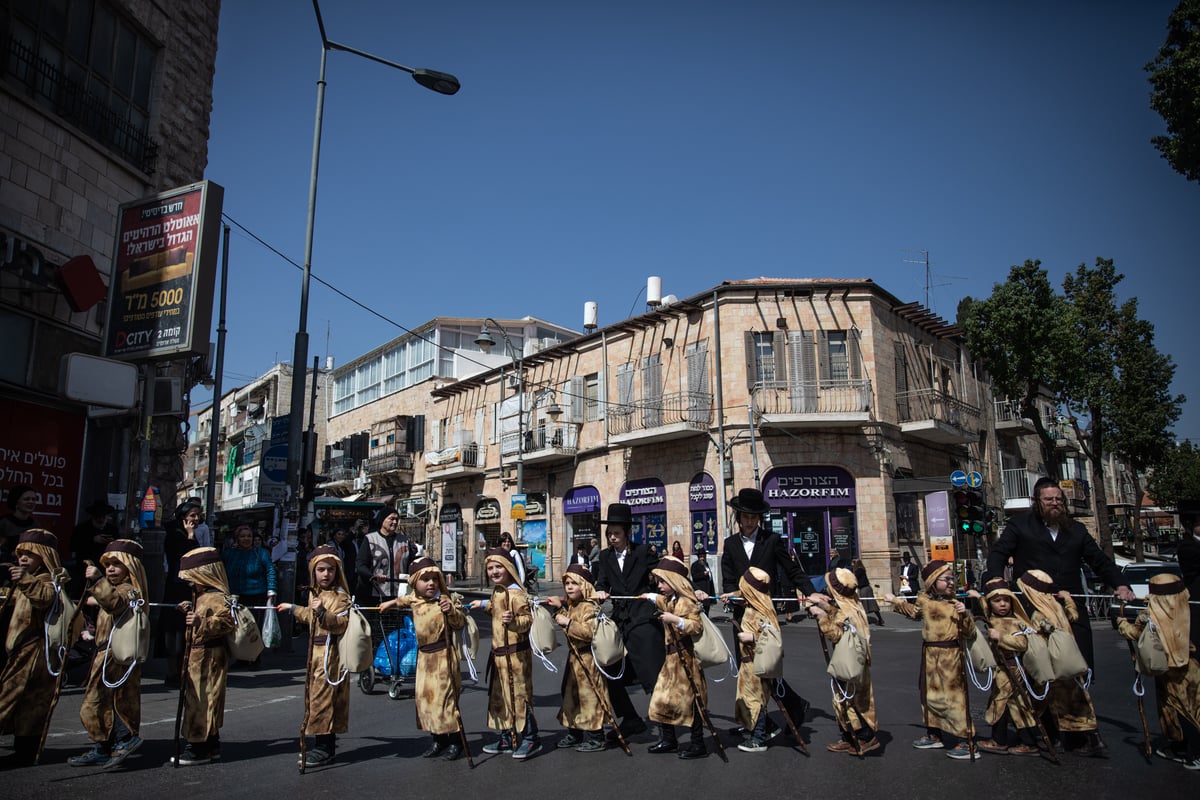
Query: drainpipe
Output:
[[712, 290, 729, 594]]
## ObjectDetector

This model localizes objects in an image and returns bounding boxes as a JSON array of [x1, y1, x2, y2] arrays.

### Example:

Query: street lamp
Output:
[[475, 319, 525, 540], [287, 0, 460, 509]]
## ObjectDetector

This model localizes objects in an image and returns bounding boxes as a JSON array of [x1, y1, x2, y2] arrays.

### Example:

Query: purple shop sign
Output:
[[621, 477, 666, 513], [688, 472, 717, 511], [762, 466, 856, 507], [924, 490, 952, 538], [563, 485, 601, 515]]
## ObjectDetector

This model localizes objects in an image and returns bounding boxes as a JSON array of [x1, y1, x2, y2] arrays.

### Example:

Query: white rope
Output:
[[528, 601, 559, 674], [100, 597, 146, 689], [963, 637, 995, 692], [1010, 628, 1050, 701], [830, 676, 856, 703], [42, 581, 70, 677], [1132, 673, 1145, 698]]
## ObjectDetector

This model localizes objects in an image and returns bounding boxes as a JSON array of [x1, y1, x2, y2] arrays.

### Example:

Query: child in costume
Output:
[[1016, 569, 1107, 757], [732, 567, 782, 753], [552, 563, 607, 753], [380, 557, 467, 760], [0, 529, 72, 767], [1116, 571, 1200, 769], [278, 544, 352, 766], [466, 547, 541, 759], [885, 559, 978, 759], [644, 555, 709, 759], [172, 546, 236, 766], [812, 566, 881, 754], [967, 578, 1040, 756], [70, 539, 149, 768]]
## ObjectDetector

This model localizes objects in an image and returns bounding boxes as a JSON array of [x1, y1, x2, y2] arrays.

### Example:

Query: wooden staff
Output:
[[174, 593, 195, 768], [562, 607, 631, 756], [298, 602, 316, 773], [1119, 602, 1153, 760], [738, 618, 807, 756], [814, 624, 860, 757], [979, 618, 1058, 764], [445, 613, 475, 768], [501, 588, 522, 749], [664, 620, 727, 762]]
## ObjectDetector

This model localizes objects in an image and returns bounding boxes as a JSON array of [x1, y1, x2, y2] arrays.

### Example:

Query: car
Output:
[[1107, 561, 1183, 625]]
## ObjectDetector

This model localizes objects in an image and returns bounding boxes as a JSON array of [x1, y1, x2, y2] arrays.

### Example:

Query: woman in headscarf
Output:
[[644, 555, 708, 760], [380, 557, 467, 760], [0, 529, 70, 766], [1117, 572, 1199, 768], [71, 539, 149, 768], [966, 578, 1039, 756], [812, 566, 881, 754], [172, 547, 236, 766], [884, 560, 977, 759], [278, 545, 352, 766], [552, 563, 606, 752], [732, 566, 782, 752], [1017, 569, 1106, 757]]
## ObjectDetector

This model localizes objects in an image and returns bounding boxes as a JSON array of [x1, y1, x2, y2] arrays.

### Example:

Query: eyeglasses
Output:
[[1038, 496, 1066, 505]]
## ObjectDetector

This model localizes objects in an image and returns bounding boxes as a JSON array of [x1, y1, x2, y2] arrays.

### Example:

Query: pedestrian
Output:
[[355, 507, 408, 601], [379, 558, 468, 761], [643, 555, 708, 759], [593, 502, 662, 741], [70, 500, 117, 583], [468, 547, 542, 759], [671, 541, 685, 560], [853, 558, 885, 626], [811, 566, 881, 754], [551, 563, 607, 753], [689, 547, 715, 614], [185, 497, 214, 548], [0, 485, 39, 560], [69, 539, 148, 768], [277, 545, 352, 767], [884, 560, 978, 759], [0, 529, 67, 767], [1016, 569, 1108, 757], [171, 547, 237, 766], [162, 501, 203, 688], [732, 567, 781, 753], [966, 578, 1040, 757], [899, 552, 919, 597]]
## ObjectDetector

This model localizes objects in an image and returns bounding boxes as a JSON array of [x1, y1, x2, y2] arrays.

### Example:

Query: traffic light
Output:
[[303, 470, 328, 501], [954, 490, 986, 536]]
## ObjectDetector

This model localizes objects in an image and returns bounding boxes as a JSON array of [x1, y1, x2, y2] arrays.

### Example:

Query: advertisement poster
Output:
[[521, 519, 547, 579], [105, 181, 223, 360], [0, 398, 84, 551], [441, 523, 457, 573]]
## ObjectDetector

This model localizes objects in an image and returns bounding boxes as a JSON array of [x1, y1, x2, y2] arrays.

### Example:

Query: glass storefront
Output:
[[762, 466, 858, 576], [621, 478, 666, 552], [688, 472, 719, 555]]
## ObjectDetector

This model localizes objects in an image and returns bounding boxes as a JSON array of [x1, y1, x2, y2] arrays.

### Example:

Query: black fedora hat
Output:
[[86, 499, 116, 516], [728, 487, 770, 515], [601, 502, 634, 526]]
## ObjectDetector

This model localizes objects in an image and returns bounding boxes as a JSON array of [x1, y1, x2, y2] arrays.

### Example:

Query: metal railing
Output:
[[608, 391, 712, 435], [364, 447, 414, 476], [426, 442, 483, 470], [1001, 468, 1038, 501], [500, 423, 579, 455], [993, 398, 1027, 424], [896, 388, 982, 426], [752, 378, 872, 415]]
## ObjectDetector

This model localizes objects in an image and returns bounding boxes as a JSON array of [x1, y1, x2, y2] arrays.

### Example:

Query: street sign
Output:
[[950, 470, 968, 487], [967, 471, 983, 488]]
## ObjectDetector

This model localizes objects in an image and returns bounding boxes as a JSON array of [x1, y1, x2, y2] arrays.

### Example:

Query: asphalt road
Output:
[[3, 603, 1196, 799]]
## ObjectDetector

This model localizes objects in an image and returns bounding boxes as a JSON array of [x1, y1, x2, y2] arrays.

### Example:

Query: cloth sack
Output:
[[337, 605, 373, 673], [108, 591, 151, 664], [1046, 627, 1089, 679], [1018, 629, 1055, 684], [592, 612, 627, 667], [529, 602, 559, 654], [225, 595, 265, 661], [966, 623, 997, 673], [1135, 620, 1170, 676], [694, 611, 735, 671], [826, 621, 867, 682], [45, 575, 82, 675], [752, 620, 784, 679]]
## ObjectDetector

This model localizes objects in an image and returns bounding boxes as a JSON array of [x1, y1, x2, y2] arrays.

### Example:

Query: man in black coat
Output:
[[1177, 522, 1200, 647], [985, 476, 1134, 669], [593, 502, 664, 738]]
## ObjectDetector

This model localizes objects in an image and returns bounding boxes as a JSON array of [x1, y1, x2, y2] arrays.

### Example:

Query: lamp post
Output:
[[474, 319, 525, 540], [287, 0, 460, 509]]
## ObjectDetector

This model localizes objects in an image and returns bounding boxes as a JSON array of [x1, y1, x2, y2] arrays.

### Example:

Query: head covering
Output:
[[178, 546, 230, 593], [651, 555, 697, 601], [601, 503, 634, 527], [85, 499, 116, 517], [15, 528, 63, 576], [1146, 573, 1190, 669], [981, 577, 1033, 627], [738, 567, 776, 624], [825, 566, 870, 643], [100, 539, 148, 598], [920, 560, 952, 594], [308, 544, 350, 594], [484, 547, 522, 587], [1016, 569, 1069, 630], [563, 563, 596, 601], [728, 488, 770, 516], [174, 500, 201, 521], [408, 556, 449, 597], [5, 484, 35, 510], [373, 506, 400, 531]]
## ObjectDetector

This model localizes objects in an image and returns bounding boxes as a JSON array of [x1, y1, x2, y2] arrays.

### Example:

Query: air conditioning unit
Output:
[[152, 377, 184, 416], [353, 476, 366, 490]]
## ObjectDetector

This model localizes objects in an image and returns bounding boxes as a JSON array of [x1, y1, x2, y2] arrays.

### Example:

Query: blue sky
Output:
[[202, 0, 1200, 442]]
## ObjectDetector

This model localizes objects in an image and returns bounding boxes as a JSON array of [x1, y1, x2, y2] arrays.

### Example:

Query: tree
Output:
[[1146, 0, 1200, 183], [1146, 439, 1200, 513], [958, 260, 1078, 475]]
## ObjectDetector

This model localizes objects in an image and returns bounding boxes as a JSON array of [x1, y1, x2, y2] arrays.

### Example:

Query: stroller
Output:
[[358, 608, 416, 699]]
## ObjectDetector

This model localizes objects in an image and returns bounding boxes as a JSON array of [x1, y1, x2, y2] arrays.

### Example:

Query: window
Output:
[[2, 0, 161, 173], [750, 332, 776, 384], [584, 372, 602, 421]]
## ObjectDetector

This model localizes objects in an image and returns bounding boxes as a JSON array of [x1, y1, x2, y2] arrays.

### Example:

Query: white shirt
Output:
[[741, 532, 757, 559], [1047, 524, 1060, 543], [615, 547, 628, 572]]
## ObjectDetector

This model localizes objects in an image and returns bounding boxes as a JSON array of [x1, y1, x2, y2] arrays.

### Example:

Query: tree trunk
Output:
[[1131, 472, 1146, 563], [1081, 409, 1114, 560]]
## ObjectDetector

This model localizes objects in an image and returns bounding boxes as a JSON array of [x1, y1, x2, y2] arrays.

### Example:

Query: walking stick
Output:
[[174, 594, 195, 768], [446, 614, 475, 768], [1120, 602, 1153, 760], [814, 624, 861, 757], [958, 617, 979, 762], [664, 621, 727, 762], [980, 621, 1058, 764], [562, 612, 631, 756], [738, 619, 807, 755], [501, 589, 522, 749], [298, 603, 315, 774]]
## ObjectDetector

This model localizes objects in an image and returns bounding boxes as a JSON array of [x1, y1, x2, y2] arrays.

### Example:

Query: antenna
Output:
[[901, 249, 964, 311]]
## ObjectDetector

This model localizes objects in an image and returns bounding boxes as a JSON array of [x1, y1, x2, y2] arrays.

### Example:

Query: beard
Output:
[[1040, 505, 1070, 528]]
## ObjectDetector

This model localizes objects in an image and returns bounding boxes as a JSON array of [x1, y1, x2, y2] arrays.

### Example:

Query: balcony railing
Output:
[[1002, 468, 1036, 500], [327, 464, 357, 482], [425, 442, 485, 471], [898, 388, 981, 425], [608, 391, 712, 436], [752, 379, 872, 415], [501, 423, 579, 457], [365, 446, 414, 476]]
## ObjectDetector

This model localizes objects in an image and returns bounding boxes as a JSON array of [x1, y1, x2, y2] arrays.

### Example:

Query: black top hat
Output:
[[600, 502, 634, 526], [86, 499, 116, 516], [728, 487, 770, 516]]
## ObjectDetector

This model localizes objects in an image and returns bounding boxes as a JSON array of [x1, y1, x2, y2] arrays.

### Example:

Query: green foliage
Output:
[[1146, 0, 1200, 183], [1146, 440, 1200, 508]]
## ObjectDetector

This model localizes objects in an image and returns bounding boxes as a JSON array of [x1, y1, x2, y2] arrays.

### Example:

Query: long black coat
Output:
[[985, 510, 1125, 669], [594, 543, 664, 693], [720, 527, 815, 621]]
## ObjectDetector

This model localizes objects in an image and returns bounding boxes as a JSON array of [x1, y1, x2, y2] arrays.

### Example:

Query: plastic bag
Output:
[[261, 604, 282, 649]]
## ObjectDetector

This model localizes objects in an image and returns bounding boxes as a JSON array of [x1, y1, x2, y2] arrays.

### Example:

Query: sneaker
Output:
[[556, 733, 583, 749], [512, 739, 542, 760], [170, 745, 212, 766], [482, 736, 513, 755], [303, 746, 333, 767], [946, 742, 980, 760], [575, 737, 607, 753], [1181, 756, 1200, 770], [737, 738, 768, 753], [68, 748, 111, 767], [1155, 746, 1187, 763], [912, 735, 944, 749], [103, 736, 143, 769]]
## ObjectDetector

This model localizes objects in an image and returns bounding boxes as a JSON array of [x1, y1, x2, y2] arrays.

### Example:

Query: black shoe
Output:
[[421, 741, 447, 758], [679, 743, 708, 760], [441, 743, 463, 761], [619, 717, 648, 735], [647, 740, 678, 754]]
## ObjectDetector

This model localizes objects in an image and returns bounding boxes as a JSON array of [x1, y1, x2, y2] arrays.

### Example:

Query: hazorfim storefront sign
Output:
[[105, 181, 223, 360]]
